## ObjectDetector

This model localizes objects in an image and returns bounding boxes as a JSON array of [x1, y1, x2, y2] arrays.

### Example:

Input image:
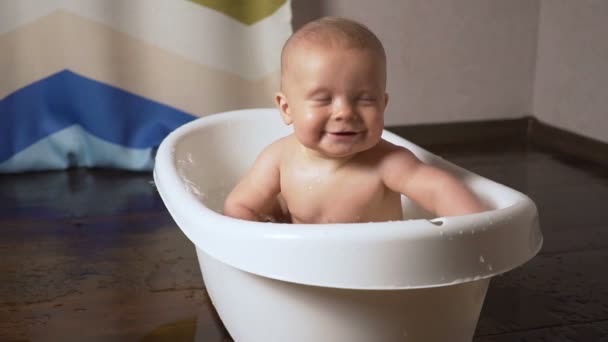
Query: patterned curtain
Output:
[[0, 0, 292, 172]]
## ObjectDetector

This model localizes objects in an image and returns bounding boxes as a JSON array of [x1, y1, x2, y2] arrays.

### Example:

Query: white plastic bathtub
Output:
[[154, 108, 542, 342]]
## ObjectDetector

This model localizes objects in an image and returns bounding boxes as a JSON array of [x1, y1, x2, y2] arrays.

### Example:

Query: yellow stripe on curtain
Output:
[[190, 0, 287, 25]]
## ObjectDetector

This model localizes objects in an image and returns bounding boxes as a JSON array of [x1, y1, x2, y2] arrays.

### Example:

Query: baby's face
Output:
[[278, 45, 387, 159]]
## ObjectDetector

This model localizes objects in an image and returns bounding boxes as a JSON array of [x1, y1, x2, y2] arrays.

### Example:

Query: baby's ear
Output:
[[275, 92, 293, 125]]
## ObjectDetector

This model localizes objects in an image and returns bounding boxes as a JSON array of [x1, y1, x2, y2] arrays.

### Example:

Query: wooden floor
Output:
[[1, 140, 607, 341]]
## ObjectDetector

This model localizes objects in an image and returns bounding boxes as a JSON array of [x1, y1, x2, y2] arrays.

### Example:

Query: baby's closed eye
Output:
[[358, 95, 377, 104], [310, 96, 332, 106]]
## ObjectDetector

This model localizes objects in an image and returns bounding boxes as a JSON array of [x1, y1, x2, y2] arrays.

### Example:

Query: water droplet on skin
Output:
[[307, 185, 312, 191], [186, 152, 195, 164]]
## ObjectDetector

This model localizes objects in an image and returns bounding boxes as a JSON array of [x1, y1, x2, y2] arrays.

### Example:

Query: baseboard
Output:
[[386, 117, 529, 153], [387, 118, 528, 147], [527, 118, 608, 168], [387, 117, 608, 167]]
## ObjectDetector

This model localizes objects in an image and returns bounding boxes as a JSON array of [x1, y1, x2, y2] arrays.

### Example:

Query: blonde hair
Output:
[[280, 17, 386, 88]]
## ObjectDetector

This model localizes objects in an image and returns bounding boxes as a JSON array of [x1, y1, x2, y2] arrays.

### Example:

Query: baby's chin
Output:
[[314, 141, 380, 159]]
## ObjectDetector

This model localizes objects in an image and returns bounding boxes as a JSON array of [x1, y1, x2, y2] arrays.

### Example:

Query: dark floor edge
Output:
[[387, 116, 608, 167]]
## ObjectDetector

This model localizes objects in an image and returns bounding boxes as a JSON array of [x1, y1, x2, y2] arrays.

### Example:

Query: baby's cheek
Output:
[[365, 124, 384, 145], [304, 112, 326, 131], [304, 111, 316, 122], [368, 115, 384, 133], [294, 126, 318, 147]]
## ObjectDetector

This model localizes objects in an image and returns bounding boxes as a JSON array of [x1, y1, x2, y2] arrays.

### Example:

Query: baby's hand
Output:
[[261, 213, 292, 224], [264, 200, 292, 223], [267, 194, 292, 223]]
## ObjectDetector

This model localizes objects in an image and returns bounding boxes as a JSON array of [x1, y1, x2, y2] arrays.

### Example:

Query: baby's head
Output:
[[276, 17, 389, 159], [279, 17, 387, 90]]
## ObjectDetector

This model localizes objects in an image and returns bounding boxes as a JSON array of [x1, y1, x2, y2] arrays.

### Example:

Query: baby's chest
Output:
[[280, 170, 386, 223]]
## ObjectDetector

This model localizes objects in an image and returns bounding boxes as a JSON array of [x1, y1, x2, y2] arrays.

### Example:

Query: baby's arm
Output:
[[224, 141, 284, 222], [380, 146, 486, 217]]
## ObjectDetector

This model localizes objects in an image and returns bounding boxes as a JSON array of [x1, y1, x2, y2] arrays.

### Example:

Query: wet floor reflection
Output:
[[0, 168, 165, 221], [141, 308, 231, 342], [0, 168, 231, 341], [1, 144, 607, 341]]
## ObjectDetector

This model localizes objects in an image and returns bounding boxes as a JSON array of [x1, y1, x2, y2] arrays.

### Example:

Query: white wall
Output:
[[291, 0, 608, 143], [292, 0, 540, 126], [533, 0, 608, 143]]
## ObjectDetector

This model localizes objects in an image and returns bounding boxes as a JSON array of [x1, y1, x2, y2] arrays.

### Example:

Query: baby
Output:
[[224, 17, 485, 224]]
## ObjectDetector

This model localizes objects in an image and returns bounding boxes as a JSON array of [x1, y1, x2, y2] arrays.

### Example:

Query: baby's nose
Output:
[[333, 100, 355, 121]]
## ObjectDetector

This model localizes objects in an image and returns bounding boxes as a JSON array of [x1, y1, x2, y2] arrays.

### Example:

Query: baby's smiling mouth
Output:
[[325, 130, 365, 142], [326, 128, 364, 136], [329, 131, 358, 136]]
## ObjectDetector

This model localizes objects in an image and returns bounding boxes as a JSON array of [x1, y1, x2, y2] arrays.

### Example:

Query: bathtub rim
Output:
[[154, 108, 543, 290]]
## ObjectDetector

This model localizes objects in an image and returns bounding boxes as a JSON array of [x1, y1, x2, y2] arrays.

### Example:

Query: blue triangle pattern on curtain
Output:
[[0, 70, 196, 172]]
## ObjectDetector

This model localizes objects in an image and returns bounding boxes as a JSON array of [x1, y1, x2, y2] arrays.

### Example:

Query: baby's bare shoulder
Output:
[[247, 137, 288, 175], [372, 139, 418, 163], [369, 140, 423, 177], [257, 134, 293, 159]]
